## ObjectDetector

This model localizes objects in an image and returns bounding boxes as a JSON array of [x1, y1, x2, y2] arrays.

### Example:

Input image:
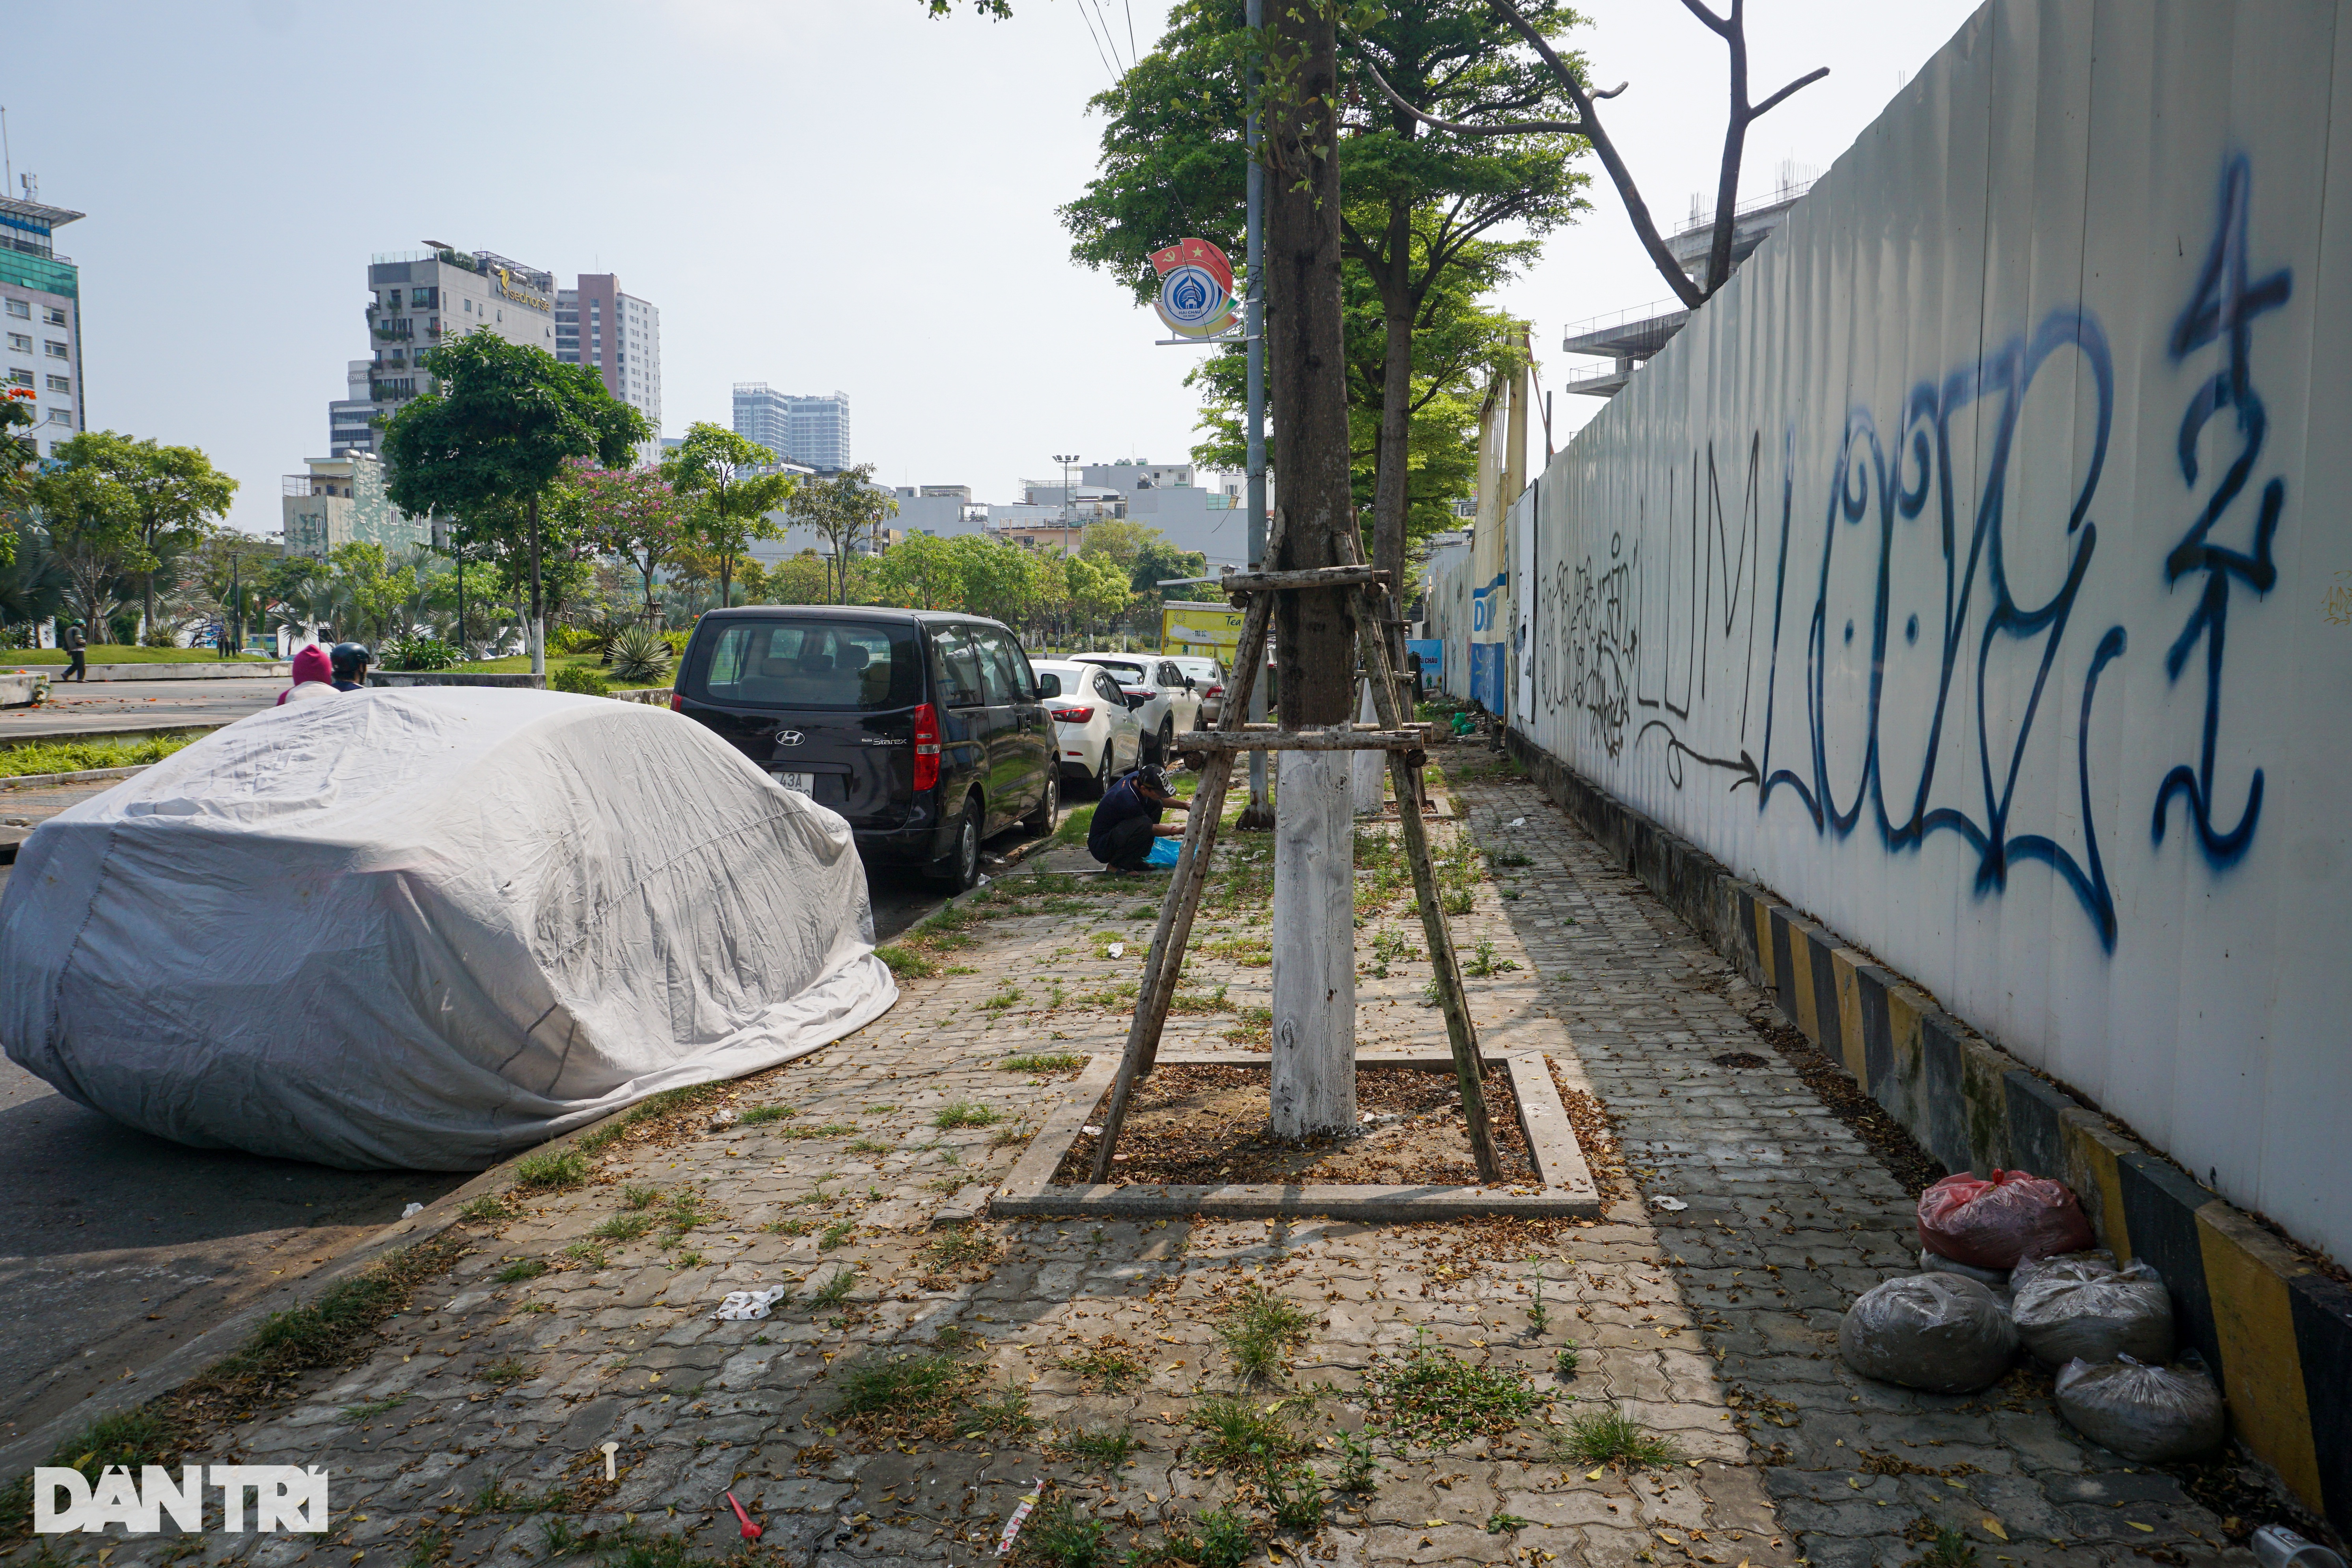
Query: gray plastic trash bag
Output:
[[2054, 1355, 2224, 1462], [1838, 1274, 2017, 1393], [1919, 1248, 2011, 1294], [2013, 1258, 2173, 1368]]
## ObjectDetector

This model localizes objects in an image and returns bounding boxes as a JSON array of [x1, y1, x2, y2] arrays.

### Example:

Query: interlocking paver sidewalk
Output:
[[45, 763, 2264, 1568]]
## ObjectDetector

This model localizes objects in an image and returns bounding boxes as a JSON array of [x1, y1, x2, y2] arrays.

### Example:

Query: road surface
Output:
[[0, 675, 285, 743], [0, 773, 1031, 1445]]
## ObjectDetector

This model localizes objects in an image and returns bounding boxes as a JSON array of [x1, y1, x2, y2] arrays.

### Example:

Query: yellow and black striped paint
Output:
[[1505, 729, 2352, 1533]]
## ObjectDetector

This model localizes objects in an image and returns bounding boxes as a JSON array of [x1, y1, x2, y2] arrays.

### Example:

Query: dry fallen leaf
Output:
[[1981, 1519, 2009, 1542]]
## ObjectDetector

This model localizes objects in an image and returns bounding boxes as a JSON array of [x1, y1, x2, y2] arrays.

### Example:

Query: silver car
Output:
[[1169, 656, 1228, 725]]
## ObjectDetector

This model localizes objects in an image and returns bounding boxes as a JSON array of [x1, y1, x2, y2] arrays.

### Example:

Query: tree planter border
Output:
[[988, 1049, 1601, 1220]]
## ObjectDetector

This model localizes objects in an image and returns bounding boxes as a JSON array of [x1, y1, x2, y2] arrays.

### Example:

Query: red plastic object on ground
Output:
[[722, 1490, 762, 1541], [1917, 1168, 2094, 1271]]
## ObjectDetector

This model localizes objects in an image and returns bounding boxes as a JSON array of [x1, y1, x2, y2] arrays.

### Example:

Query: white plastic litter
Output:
[[0, 689, 897, 1170], [1838, 1273, 2018, 1393], [1506, 817, 1526, 828], [2013, 1258, 2173, 1368], [1107, 942, 1125, 959], [1652, 1196, 1689, 1211], [712, 1285, 794, 1321], [401, 1202, 425, 1218], [2054, 1355, 2225, 1462]]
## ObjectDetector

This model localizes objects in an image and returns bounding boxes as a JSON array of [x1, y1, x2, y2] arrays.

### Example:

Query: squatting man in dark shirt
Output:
[[1086, 763, 1189, 873]]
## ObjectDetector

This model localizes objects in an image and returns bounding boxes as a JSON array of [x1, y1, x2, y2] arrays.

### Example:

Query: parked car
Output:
[[1068, 652, 1202, 763], [1169, 656, 1228, 725], [1031, 659, 1145, 796], [673, 606, 1058, 890]]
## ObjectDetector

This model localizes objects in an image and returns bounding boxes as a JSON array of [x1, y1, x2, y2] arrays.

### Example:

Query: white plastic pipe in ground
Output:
[[1351, 682, 1385, 815], [1271, 748, 1357, 1137]]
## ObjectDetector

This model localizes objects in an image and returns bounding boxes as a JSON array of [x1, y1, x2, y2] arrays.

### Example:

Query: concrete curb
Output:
[[989, 1050, 1601, 1221], [1502, 725, 2352, 1534], [0, 763, 152, 791]]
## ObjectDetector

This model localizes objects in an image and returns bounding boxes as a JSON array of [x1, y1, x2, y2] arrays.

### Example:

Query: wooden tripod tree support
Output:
[[1087, 563, 1504, 1185]]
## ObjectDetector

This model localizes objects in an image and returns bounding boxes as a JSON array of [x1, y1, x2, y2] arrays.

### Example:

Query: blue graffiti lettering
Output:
[[2153, 153, 2287, 866]]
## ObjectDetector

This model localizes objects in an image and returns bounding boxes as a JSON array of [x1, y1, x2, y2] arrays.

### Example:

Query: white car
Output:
[[1068, 652, 1203, 764], [1169, 656, 1228, 725], [1032, 660, 1145, 796]]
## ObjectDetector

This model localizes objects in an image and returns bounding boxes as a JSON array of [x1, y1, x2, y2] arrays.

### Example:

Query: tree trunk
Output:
[[527, 493, 546, 677], [1370, 201, 1415, 604], [1265, 3, 1357, 1141]]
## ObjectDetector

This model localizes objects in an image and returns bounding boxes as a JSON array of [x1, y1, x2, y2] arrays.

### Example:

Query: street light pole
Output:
[[1237, 0, 1274, 831]]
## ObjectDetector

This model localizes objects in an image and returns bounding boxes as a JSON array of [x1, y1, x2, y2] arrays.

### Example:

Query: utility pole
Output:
[[1236, 0, 1274, 833]]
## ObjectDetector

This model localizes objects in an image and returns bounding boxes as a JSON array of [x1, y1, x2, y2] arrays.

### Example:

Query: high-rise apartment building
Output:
[[732, 384, 850, 471], [556, 275, 661, 462], [0, 179, 85, 458], [328, 246, 558, 459]]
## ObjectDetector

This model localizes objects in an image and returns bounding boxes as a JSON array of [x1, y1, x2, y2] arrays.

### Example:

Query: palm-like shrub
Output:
[[381, 632, 460, 671], [608, 625, 673, 684]]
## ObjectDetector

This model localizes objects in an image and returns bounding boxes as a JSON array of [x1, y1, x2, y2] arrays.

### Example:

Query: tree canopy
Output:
[[662, 421, 798, 608]]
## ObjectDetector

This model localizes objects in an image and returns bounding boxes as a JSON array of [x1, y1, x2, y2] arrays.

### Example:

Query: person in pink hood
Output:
[[277, 644, 339, 706]]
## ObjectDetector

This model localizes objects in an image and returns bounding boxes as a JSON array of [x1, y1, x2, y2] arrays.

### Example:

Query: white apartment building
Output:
[[0, 181, 85, 458], [328, 246, 559, 459], [732, 384, 851, 471], [556, 274, 661, 463]]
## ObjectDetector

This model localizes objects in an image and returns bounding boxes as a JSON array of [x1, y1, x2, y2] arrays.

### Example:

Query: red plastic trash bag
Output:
[[1917, 1169, 2094, 1272]]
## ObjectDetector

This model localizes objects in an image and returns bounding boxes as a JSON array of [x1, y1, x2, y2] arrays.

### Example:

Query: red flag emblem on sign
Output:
[[1149, 237, 1234, 294]]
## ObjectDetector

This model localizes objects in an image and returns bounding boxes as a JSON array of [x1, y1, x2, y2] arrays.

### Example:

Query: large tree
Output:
[[26, 451, 139, 635], [56, 432, 238, 639], [1060, 0, 1585, 618], [662, 421, 798, 608], [380, 332, 647, 674], [783, 465, 899, 604], [567, 464, 690, 624]]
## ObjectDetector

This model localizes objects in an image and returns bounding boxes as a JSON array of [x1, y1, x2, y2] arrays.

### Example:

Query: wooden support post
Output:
[[1351, 682, 1385, 815], [1271, 744, 1355, 1137], [1088, 589, 1276, 1182]]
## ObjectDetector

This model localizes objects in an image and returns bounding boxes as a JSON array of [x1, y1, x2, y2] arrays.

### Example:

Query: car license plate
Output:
[[770, 770, 814, 796]]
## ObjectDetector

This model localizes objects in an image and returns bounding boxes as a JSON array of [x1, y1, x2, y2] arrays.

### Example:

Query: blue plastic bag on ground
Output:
[[1145, 836, 1183, 867]]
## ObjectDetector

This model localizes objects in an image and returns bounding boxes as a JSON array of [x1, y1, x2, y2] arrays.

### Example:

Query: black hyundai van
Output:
[[671, 606, 1058, 890]]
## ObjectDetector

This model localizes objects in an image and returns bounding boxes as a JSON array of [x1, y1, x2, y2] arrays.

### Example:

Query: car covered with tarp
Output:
[[0, 686, 896, 1169]]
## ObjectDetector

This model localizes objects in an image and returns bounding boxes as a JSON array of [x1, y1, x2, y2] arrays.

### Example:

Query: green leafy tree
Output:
[[27, 439, 143, 634], [1077, 518, 1152, 573], [784, 465, 899, 603], [1129, 538, 1209, 619], [190, 530, 281, 656], [55, 432, 240, 638], [329, 541, 410, 645], [1060, 0, 1586, 612], [380, 332, 647, 673], [567, 464, 690, 623], [1066, 552, 1133, 641], [662, 422, 798, 608], [0, 391, 36, 555], [871, 531, 964, 610]]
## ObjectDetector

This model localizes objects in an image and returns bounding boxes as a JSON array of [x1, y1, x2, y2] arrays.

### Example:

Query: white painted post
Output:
[[1271, 746, 1356, 1137], [1351, 681, 1385, 815]]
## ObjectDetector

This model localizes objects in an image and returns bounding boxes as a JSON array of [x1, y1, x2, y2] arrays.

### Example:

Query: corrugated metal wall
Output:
[[1471, 0, 2352, 1261]]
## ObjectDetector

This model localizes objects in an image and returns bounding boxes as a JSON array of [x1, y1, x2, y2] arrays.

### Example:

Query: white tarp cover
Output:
[[0, 688, 897, 1169]]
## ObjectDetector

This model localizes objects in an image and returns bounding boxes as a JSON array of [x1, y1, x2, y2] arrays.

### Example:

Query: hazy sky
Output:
[[10, 0, 1981, 540]]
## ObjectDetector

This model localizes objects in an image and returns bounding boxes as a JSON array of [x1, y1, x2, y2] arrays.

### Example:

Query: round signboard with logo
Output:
[[1150, 237, 1238, 339]]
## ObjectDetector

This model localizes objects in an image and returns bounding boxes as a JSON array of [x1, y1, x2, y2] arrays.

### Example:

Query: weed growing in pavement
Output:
[[773, 1122, 858, 1140], [1916, 1525, 1981, 1568], [1155, 1506, 1254, 1568], [338, 1394, 409, 1423], [1053, 1426, 1139, 1471], [983, 980, 1025, 1012], [593, 1214, 653, 1242], [513, 1148, 589, 1191], [659, 1191, 709, 1238], [1363, 1331, 1542, 1447], [494, 1259, 548, 1283], [1214, 1283, 1314, 1382], [867, 1103, 899, 1113], [518, 1300, 552, 1314], [1526, 1262, 1550, 1335], [1059, 1342, 1146, 1391], [1486, 1512, 1535, 1534], [827, 1349, 970, 1428], [736, 1105, 796, 1125], [1465, 938, 1518, 977], [1262, 1462, 1325, 1532], [539, 1519, 585, 1558], [671, 1249, 704, 1269], [1189, 1395, 1297, 1467], [874, 944, 939, 979], [600, 1533, 706, 1568], [991, 1121, 1032, 1147], [1331, 1428, 1381, 1492], [921, 1225, 998, 1270], [809, 1268, 857, 1307], [563, 1242, 609, 1269], [1491, 849, 1531, 867], [1021, 1497, 1109, 1568], [934, 1099, 1000, 1128], [1555, 1340, 1582, 1379], [403, 1527, 446, 1568], [846, 1137, 892, 1154], [767, 1217, 812, 1236], [457, 1194, 511, 1223], [477, 1359, 532, 1386], [1167, 983, 1231, 1013], [1551, 1406, 1680, 1469], [1000, 1052, 1084, 1072], [818, 1219, 855, 1250], [963, 1386, 1039, 1437]]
